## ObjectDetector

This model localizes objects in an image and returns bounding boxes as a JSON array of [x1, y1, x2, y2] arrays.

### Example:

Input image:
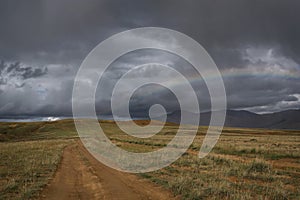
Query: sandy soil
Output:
[[40, 140, 177, 200]]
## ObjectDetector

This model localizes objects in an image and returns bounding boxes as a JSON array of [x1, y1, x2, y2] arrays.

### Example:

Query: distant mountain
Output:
[[162, 109, 300, 130]]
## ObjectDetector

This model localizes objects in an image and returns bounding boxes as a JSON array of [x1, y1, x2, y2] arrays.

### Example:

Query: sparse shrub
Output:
[[250, 148, 256, 153], [239, 149, 247, 154], [250, 138, 258, 142], [211, 156, 232, 167], [247, 159, 271, 173]]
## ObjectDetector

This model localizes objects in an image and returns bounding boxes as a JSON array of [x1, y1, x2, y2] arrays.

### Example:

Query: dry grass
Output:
[[0, 139, 73, 199], [0, 120, 300, 199], [106, 124, 300, 199]]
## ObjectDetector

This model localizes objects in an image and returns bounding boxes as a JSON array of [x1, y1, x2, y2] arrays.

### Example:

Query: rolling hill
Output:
[[164, 109, 300, 130]]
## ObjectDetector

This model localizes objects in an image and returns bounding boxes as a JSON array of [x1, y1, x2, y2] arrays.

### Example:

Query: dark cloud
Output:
[[0, 60, 47, 86], [0, 0, 299, 117], [1, 0, 300, 65]]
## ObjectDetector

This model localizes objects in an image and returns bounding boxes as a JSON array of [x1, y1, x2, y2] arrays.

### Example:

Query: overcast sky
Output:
[[0, 0, 300, 118]]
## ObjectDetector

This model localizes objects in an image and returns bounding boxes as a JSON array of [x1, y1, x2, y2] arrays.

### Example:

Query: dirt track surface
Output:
[[40, 141, 177, 200]]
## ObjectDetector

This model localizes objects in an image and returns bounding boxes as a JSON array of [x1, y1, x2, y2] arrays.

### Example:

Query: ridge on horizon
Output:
[[1, 109, 299, 130], [163, 109, 300, 130]]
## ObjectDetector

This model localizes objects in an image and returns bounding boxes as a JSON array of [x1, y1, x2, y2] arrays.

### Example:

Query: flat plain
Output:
[[0, 120, 299, 199]]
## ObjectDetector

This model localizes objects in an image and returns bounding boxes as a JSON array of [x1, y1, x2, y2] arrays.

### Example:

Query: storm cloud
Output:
[[0, 0, 299, 118]]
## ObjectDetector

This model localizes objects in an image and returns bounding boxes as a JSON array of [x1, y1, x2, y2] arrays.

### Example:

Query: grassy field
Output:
[[0, 120, 76, 199], [0, 120, 299, 199], [0, 139, 72, 199]]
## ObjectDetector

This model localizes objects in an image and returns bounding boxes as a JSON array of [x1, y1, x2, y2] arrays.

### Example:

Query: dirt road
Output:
[[40, 141, 177, 200]]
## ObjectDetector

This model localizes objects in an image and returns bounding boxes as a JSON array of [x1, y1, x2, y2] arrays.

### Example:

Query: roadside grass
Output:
[[90, 121, 300, 199], [0, 139, 73, 200], [109, 125, 300, 200], [140, 154, 299, 199]]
